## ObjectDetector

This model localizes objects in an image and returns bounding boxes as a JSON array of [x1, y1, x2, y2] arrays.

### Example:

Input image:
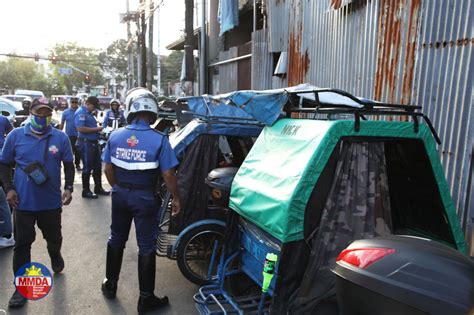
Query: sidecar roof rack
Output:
[[284, 88, 440, 144]]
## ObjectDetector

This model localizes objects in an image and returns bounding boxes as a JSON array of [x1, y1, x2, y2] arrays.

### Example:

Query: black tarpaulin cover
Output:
[[169, 135, 220, 234]]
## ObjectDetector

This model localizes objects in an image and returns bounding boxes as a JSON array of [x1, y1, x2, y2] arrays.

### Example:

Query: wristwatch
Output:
[[64, 185, 74, 193]]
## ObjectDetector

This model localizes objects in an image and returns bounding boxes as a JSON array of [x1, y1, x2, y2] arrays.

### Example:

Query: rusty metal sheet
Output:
[[255, 0, 473, 236], [287, 0, 309, 86]]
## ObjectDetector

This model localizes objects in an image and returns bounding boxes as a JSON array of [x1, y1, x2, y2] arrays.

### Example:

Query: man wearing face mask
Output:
[[0, 98, 75, 308], [60, 97, 81, 171], [103, 99, 126, 129], [74, 96, 109, 199]]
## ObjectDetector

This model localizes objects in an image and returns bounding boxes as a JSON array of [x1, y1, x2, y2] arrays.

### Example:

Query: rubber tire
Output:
[[176, 223, 225, 286]]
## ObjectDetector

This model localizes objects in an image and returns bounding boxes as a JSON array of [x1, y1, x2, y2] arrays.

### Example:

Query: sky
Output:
[[0, 0, 185, 56]]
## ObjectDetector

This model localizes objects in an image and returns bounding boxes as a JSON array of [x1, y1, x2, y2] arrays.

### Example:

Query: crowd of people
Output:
[[0, 88, 181, 312]]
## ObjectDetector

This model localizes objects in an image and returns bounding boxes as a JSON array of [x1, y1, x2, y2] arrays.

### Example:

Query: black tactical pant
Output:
[[12, 209, 62, 274], [68, 136, 81, 168]]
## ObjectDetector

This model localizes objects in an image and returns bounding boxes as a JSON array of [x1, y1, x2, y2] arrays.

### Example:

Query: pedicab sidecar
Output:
[[194, 88, 468, 314], [157, 86, 319, 285]]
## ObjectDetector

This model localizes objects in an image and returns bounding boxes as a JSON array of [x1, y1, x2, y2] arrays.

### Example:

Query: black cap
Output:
[[31, 98, 53, 111], [86, 96, 99, 106]]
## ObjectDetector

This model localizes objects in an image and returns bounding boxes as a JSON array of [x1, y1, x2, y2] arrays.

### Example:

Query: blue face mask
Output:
[[30, 114, 52, 134]]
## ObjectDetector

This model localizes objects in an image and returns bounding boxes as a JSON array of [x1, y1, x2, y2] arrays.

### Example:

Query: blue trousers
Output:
[[76, 140, 101, 175], [0, 188, 12, 236], [108, 186, 160, 255]]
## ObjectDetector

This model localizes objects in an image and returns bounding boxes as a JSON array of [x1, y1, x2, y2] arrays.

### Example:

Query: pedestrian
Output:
[[74, 96, 109, 199], [0, 113, 14, 249], [101, 88, 181, 313], [0, 98, 75, 308], [60, 96, 82, 171], [103, 99, 126, 129]]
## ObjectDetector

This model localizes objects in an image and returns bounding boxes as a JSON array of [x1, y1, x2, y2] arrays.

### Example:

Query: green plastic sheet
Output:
[[229, 119, 467, 253]]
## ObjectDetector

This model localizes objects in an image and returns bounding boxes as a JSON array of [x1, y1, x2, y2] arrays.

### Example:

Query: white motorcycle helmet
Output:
[[124, 88, 158, 124]]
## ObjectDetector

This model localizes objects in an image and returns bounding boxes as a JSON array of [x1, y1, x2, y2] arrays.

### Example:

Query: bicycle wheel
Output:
[[176, 223, 225, 285]]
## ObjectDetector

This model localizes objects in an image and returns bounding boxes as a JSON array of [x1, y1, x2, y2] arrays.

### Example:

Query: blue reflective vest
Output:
[[102, 120, 178, 186]]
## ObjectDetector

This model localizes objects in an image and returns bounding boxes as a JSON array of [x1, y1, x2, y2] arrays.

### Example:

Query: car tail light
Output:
[[336, 247, 395, 269]]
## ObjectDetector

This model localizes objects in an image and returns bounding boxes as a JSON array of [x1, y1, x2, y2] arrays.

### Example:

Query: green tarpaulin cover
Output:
[[229, 119, 467, 253]]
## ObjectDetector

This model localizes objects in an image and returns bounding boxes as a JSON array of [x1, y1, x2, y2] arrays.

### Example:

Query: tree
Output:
[[49, 42, 104, 94], [160, 51, 184, 90], [0, 58, 62, 96], [98, 39, 134, 84]]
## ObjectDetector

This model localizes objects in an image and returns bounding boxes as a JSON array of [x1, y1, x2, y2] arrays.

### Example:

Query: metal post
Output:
[[199, 0, 207, 95], [126, 0, 134, 90], [147, 0, 154, 91], [184, 0, 195, 89], [136, 15, 142, 87], [253, 0, 257, 33], [156, 4, 161, 96], [139, 0, 147, 87]]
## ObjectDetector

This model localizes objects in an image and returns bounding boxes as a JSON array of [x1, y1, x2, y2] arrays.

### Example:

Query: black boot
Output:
[[94, 186, 110, 196], [50, 252, 65, 273], [8, 290, 27, 308], [137, 254, 169, 313], [82, 173, 98, 199], [101, 245, 124, 299], [93, 173, 110, 196]]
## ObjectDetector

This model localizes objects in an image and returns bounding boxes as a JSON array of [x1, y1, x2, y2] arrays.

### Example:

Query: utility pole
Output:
[[156, 4, 161, 96], [184, 0, 194, 95], [199, 0, 207, 95], [136, 14, 142, 87], [126, 0, 135, 89], [147, 0, 154, 91], [140, 0, 147, 87]]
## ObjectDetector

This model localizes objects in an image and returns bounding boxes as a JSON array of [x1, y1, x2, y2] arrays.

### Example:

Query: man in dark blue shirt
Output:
[[0, 98, 75, 308], [101, 88, 181, 313], [74, 96, 109, 198], [60, 97, 81, 171]]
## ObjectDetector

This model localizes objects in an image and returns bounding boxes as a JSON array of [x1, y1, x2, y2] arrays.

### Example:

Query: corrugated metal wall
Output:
[[267, 0, 289, 52], [252, 0, 473, 228], [218, 48, 239, 93], [252, 29, 273, 90], [252, 29, 288, 90], [413, 0, 474, 228]]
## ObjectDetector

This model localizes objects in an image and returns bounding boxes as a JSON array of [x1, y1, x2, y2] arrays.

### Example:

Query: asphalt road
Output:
[[0, 182, 198, 315]]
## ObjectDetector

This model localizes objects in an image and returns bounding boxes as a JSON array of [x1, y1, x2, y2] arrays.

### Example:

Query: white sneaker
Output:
[[0, 235, 15, 248]]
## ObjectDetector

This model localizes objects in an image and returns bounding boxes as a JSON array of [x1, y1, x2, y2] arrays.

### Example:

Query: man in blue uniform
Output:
[[101, 88, 181, 313], [60, 97, 81, 171], [0, 98, 75, 308], [74, 96, 109, 199], [0, 114, 14, 248], [103, 99, 126, 129]]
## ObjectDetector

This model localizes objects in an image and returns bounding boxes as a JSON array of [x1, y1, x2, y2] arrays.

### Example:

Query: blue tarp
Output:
[[185, 91, 288, 126], [174, 84, 372, 157], [184, 83, 370, 127], [218, 0, 239, 35], [169, 119, 263, 158]]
